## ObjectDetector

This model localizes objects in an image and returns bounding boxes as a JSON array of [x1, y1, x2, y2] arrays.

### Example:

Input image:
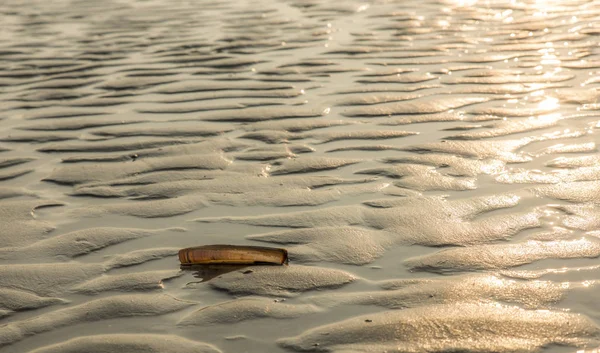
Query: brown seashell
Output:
[[179, 245, 288, 266]]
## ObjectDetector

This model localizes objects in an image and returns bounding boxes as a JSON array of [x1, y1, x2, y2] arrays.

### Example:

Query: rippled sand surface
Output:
[[2, 0, 600, 352]]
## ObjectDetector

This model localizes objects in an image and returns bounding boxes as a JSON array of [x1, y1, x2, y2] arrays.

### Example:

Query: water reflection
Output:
[[182, 264, 250, 282], [537, 96, 560, 111]]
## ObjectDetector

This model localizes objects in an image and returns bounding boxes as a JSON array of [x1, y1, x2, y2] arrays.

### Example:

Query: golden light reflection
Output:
[[480, 160, 505, 175], [483, 275, 511, 288], [356, 4, 369, 12], [494, 10, 512, 19], [537, 97, 560, 111], [536, 112, 561, 123], [541, 207, 561, 218], [454, 0, 479, 6], [541, 56, 561, 66]]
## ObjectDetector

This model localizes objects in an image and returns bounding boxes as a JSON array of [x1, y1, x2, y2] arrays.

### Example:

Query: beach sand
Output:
[[1, 0, 600, 352]]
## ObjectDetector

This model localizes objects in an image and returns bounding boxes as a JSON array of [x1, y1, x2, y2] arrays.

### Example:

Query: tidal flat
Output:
[[1, 0, 600, 352]]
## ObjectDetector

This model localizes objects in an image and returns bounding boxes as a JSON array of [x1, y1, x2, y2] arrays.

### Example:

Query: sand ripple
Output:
[[1, 0, 599, 352]]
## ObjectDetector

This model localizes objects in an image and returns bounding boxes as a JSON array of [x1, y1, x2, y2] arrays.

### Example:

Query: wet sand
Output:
[[1, 0, 600, 352]]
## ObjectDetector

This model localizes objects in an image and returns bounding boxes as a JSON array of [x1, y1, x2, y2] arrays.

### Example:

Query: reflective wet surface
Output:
[[1, 0, 600, 352]]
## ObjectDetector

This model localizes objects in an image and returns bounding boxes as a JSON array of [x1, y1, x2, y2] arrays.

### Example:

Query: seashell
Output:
[[179, 245, 288, 266]]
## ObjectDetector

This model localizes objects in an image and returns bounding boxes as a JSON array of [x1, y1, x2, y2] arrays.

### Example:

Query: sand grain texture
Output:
[[278, 303, 600, 352], [0, 294, 195, 347], [28, 334, 221, 353]]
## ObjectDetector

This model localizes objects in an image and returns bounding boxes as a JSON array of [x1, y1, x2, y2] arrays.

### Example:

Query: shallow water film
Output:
[[1, 0, 600, 352]]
